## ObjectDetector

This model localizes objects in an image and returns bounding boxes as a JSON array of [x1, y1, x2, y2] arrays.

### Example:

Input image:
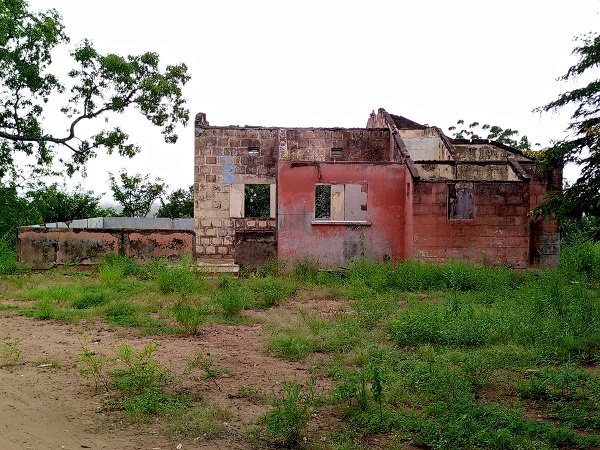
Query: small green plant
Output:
[[0, 338, 24, 367], [172, 300, 207, 334], [260, 381, 315, 446], [99, 254, 140, 284], [165, 402, 231, 439], [110, 344, 189, 416], [77, 336, 111, 391], [212, 276, 247, 316], [153, 256, 203, 294], [185, 350, 226, 379], [104, 300, 140, 326], [371, 364, 384, 422], [257, 258, 282, 278], [249, 277, 296, 308], [71, 289, 110, 309]]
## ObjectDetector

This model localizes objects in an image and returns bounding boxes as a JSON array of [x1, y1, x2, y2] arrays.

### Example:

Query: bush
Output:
[[172, 300, 207, 334], [153, 256, 204, 294], [560, 240, 600, 283], [212, 276, 247, 316], [110, 345, 190, 416], [260, 381, 314, 446], [0, 237, 19, 275], [249, 277, 296, 308]]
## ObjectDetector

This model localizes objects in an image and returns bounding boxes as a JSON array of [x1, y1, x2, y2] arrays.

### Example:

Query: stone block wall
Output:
[[194, 127, 278, 260], [279, 128, 390, 162], [523, 163, 562, 267]]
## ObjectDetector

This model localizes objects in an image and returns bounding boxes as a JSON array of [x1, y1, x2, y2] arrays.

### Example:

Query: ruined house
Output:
[[194, 108, 560, 270]]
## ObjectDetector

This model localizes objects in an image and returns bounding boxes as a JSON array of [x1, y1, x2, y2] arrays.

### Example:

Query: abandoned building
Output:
[[194, 108, 561, 270]]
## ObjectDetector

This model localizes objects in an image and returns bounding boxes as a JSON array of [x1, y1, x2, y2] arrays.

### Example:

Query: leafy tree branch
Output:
[[0, 0, 191, 179]]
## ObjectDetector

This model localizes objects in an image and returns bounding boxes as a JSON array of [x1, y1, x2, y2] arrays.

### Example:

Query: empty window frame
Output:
[[230, 184, 276, 218], [248, 146, 260, 156], [331, 147, 344, 158], [315, 183, 367, 221], [448, 183, 474, 220]]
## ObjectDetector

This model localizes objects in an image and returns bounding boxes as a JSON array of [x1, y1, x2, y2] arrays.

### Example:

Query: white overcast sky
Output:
[[27, 0, 600, 202]]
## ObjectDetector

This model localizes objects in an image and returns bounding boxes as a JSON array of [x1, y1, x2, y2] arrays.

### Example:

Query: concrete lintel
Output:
[[311, 220, 372, 226]]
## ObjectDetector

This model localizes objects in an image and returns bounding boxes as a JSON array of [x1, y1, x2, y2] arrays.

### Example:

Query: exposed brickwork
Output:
[[194, 110, 561, 268], [194, 127, 277, 259], [523, 163, 562, 267], [412, 182, 532, 268]]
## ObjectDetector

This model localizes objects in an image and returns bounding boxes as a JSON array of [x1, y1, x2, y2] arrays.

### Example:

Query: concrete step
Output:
[[196, 258, 239, 276]]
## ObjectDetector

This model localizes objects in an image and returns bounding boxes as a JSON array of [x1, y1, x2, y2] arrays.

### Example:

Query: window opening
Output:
[[244, 184, 270, 218], [315, 184, 331, 219], [331, 147, 343, 158], [315, 183, 367, 221], [448, 183, 474, 219], [248, 146, 259, 156]]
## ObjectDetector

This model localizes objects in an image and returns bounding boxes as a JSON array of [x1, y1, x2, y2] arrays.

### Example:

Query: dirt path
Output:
[[0, 309, 322, 450]]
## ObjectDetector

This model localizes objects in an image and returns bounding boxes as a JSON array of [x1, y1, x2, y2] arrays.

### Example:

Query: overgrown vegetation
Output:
[[0, 245, 599, 448]]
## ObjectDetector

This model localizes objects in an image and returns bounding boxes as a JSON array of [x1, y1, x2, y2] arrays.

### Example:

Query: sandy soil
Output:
[[0, 302, 333, 450]]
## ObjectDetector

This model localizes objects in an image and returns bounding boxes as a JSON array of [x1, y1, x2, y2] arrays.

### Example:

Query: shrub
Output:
[[110, 344, 189, 416], [172, 300, 207, 334], [153, 256, 203, 294], [260, 381, 314, 446], [249, 277, 296, 308], [212, 276, 247, 316], [0, 237, 19, 275]]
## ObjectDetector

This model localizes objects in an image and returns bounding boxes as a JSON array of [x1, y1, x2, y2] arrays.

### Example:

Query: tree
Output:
[[25, 183, 110, 223], [448, 120, 538, 153], [0, 0, 190, 180], [536, 32, 600, 218], [0, 184, 38, 241], [156, 185, 194, 218], [109, 171, 166, 217]]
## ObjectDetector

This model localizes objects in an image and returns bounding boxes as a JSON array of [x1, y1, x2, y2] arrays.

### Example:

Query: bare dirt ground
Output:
[[0, 300, 340, 450]]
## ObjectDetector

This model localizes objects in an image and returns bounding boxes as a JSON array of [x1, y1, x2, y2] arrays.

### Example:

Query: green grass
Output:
[[2, 247, 600, 449]]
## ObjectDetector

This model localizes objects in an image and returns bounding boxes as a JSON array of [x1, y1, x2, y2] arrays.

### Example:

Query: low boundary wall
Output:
[[17, 218, 195, 269]]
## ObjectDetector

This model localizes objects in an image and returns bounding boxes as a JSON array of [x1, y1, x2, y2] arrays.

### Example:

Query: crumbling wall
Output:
[[17, 228, 195, 269], [277, 161, 406, 265], [412, 181, 532, 268], [194, 126, 277, 260], [453, 143, 531, 162], [279, 128, 390, 162], [523, 163, 562, 267]]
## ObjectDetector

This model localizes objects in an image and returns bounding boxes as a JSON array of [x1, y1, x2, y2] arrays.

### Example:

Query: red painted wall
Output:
[[277, 162, 406, 265], [412, 182, 532, 268]]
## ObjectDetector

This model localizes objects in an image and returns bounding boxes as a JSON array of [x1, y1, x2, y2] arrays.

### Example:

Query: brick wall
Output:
[[194, 126, 390, 261], [277, 162, 407, 265], [412, 181, 532, 268], [523, 163, 561, 267], [279, 128, 390, 162]]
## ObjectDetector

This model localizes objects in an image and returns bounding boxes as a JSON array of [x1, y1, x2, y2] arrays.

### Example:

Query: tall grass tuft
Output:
[[99, 254, 140, 284], [152, 256, 205, 294], [212, 276, 248, 316]]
